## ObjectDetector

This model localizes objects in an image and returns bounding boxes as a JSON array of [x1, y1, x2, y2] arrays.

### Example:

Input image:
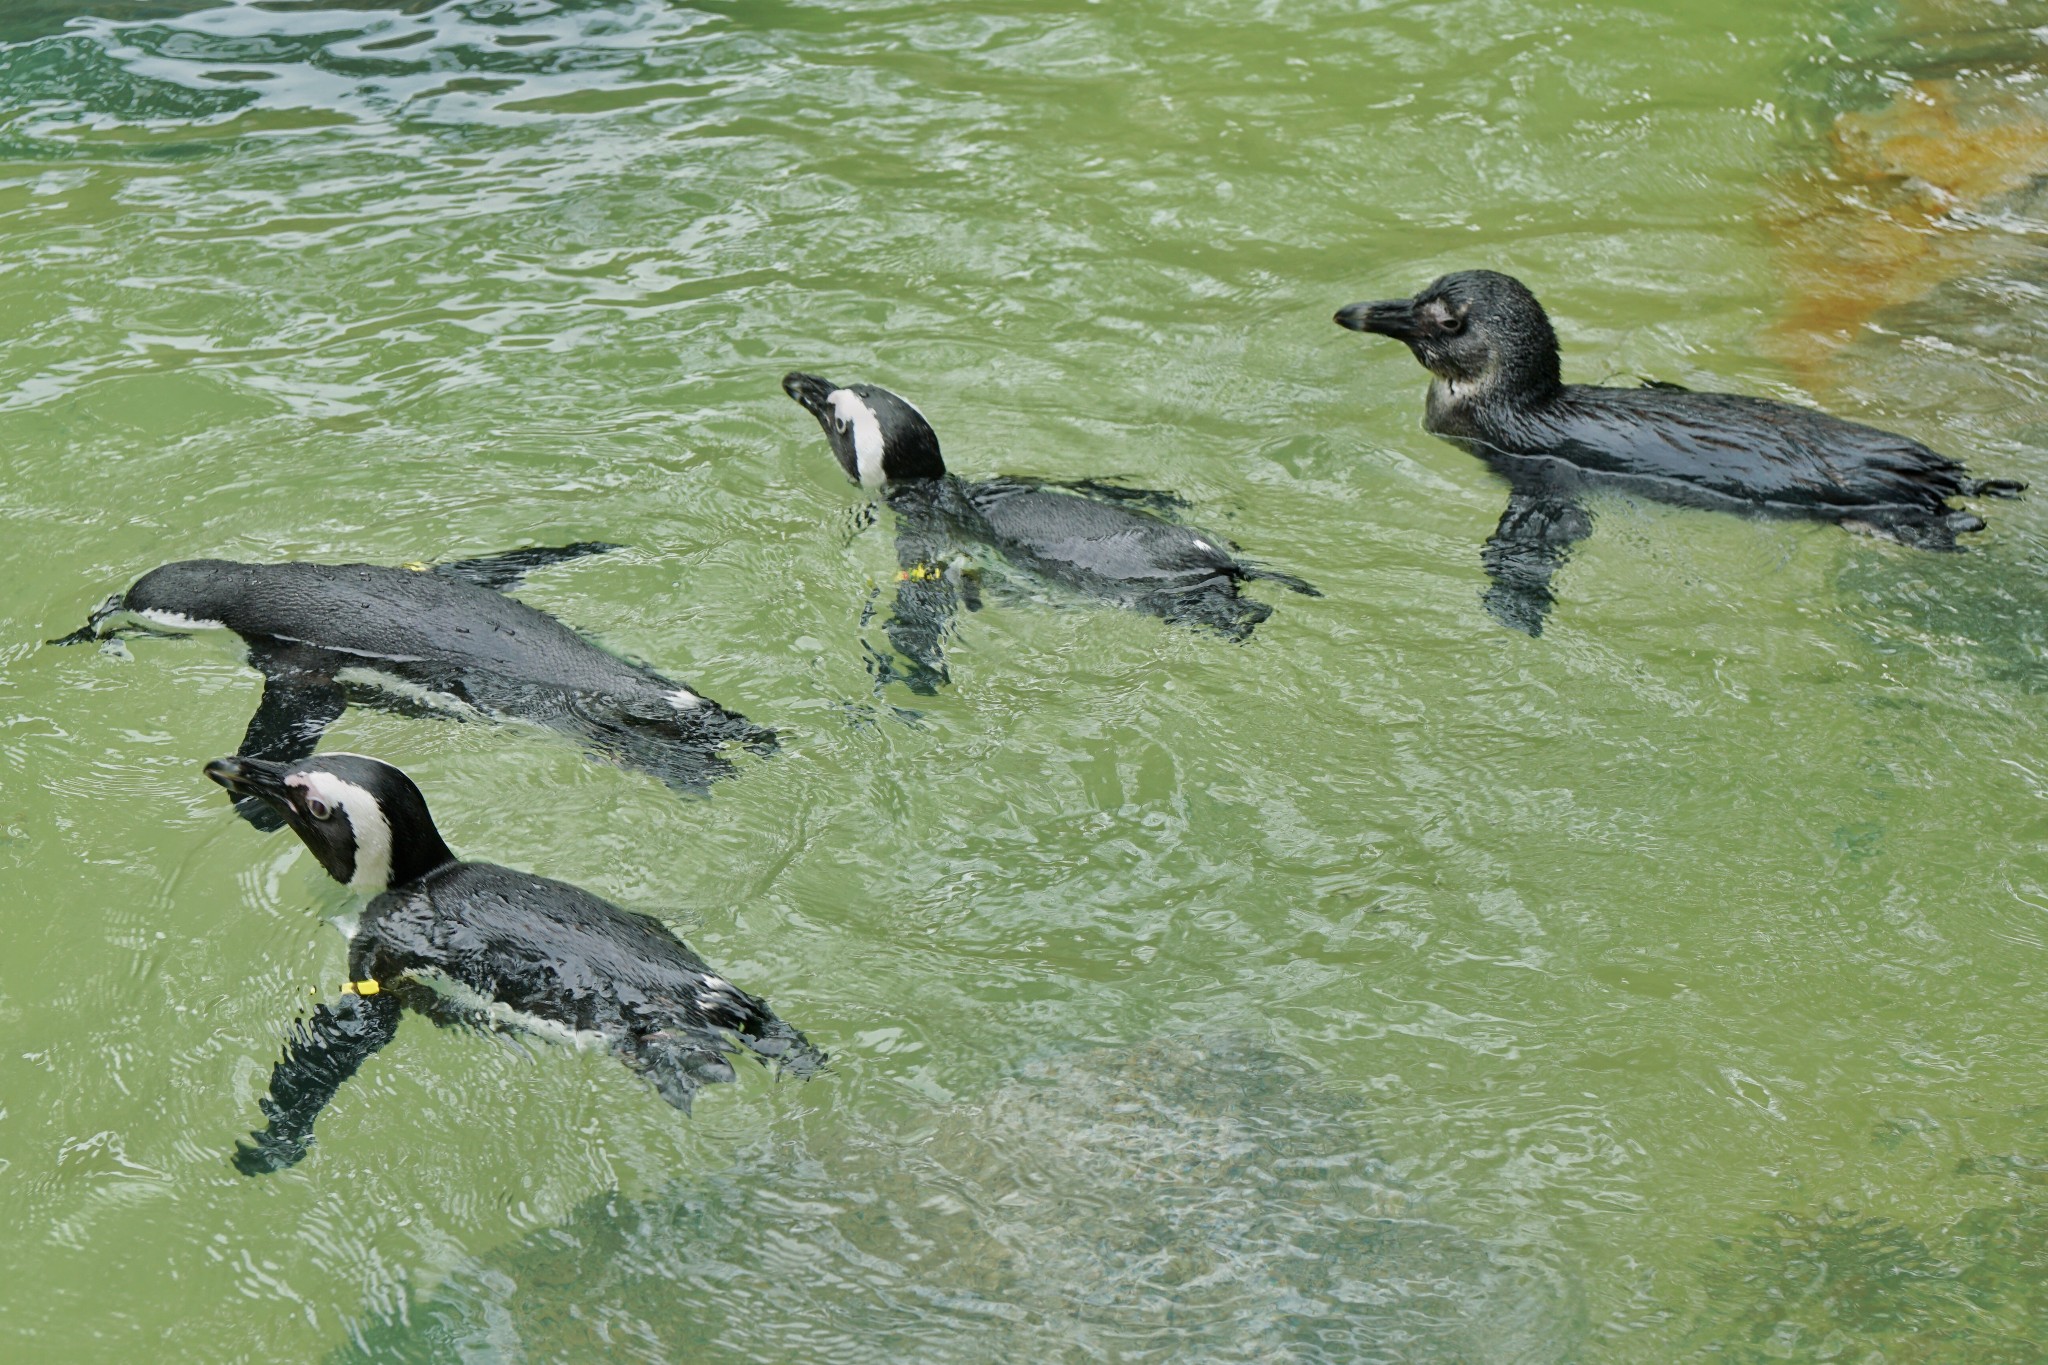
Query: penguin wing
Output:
[[873, 509, 974, 695], [229, 641, 350, 831], [982, 475, 1192, 516], [418, 866, 825, 1101], [971, 486, 1228, 583], [233, 989, 401, 1175], [432, 541, 621, 593], [1479, 480, 1593, 637], [1558, 389, 1977, 510]]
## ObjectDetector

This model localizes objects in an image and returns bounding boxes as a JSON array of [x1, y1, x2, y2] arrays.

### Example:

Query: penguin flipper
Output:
[[872, 525, 965, 696], [232, 644, 349, 831], [432, 541, 621, 593], [233, 990, 400, 1176], [1016, 476, 1192, 516], [1480, 486, 1592, 638]]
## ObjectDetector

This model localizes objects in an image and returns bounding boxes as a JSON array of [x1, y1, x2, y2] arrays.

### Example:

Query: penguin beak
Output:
[[204, 755, 291, 806], [782, 371, 838, 419], [1333, 298, 1421, 340]]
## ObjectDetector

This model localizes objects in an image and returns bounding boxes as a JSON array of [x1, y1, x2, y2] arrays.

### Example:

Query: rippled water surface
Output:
[[6, 1, 2048, 1360]]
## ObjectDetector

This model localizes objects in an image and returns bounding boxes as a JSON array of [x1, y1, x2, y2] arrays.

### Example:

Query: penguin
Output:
[[1335, 270, 2026, 635], [782, 372, 1318, 692], [52, 543, 773, 825], [203, 752, 822, 1173]]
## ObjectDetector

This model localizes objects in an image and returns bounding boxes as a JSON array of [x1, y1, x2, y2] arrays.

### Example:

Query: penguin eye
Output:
[[834, 417, 851, 433], [304, 796, 334, 821], [1440, 313, 1465, 335]]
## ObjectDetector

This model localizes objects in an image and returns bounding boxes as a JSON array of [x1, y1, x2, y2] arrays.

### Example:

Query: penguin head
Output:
[[1335, 270, 1561, 396], [123, 558, 256, 625], [205, 753, 454, 895], [783, 372, 946, 486]]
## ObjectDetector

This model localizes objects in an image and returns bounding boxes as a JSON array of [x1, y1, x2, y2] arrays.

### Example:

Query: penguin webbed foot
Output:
[[745, 1018, 828, 1080], [592, 740, 735, 798], [1156, 574, 1276, 642], [1841, 509, 1981, 552], [625, 1030, 740, 1113], [731, 717, 781, 757], [1185, 594, 1273, 643], [562, 692, 764, 796]]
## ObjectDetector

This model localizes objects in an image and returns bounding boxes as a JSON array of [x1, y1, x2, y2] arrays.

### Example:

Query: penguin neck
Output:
[[1424, 352, 1563, 441], [387, 831, 459, 891], [881, 474, 953, 509]]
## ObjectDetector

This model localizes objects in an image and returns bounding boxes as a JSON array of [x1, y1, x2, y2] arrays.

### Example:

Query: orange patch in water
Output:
[[1765, 77, 2048, 379]]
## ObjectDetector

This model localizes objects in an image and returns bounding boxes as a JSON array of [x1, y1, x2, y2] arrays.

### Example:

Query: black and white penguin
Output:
[[782, 372, 1318, 692], [1335, 270, 2026, 635], [54, 543, 772, 823], [204, 752, 822, 1174]]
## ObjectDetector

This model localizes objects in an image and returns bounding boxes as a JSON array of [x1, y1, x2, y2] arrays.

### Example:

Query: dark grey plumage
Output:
[[205, 753, 820, 1174], [1336, 270, 2025, 633], [782, 371, 1317, 690], [54, 545, 772, 818]]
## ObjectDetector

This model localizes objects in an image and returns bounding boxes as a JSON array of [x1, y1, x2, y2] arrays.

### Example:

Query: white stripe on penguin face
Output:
[[828, 388, 888, 487], [295, 770, 395, 895]]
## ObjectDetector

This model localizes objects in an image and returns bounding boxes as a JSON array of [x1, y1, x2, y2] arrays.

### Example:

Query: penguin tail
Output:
[[1241, 565, 1322, 598], [46, 593, 126, 646]]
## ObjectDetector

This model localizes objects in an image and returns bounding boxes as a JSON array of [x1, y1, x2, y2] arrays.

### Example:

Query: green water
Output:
[[4, 1, 2048, 1359]]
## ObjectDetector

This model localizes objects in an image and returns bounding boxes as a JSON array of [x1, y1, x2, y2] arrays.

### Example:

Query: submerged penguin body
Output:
[[205, 753, 820, 1173], [60, 546, 771, 814], [1336, 270, 2024, 633]]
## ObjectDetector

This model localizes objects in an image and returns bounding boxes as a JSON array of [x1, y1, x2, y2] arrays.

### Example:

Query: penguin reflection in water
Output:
[[205, 753, 821, 1174], [1335, 270, 2025, 635], [783, 372, 1318, 693], [53, 543, 773, 824]]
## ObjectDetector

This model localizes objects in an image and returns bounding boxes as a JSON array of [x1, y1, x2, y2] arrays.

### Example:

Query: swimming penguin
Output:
[[204, 751, 822, 1174], [52, 544, 773, 825], [1335, 270, 2027, 635], [782, 372, 1318, 691]]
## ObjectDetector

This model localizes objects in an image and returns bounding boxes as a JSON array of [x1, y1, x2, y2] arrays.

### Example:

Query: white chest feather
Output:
[[407, 968, 613, 1049], [334, 666, 483, 720]]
